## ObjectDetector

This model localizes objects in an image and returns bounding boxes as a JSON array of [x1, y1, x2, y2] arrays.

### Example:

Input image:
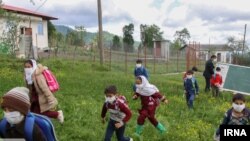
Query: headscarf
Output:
[[135, 75, 159, 96], [25, 59, 37, 84]]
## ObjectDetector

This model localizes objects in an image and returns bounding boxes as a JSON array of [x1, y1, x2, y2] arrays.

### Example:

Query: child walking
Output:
[[214, 93, 250, 141], [210, 67, 223, 97], [184, 70, 199, 109], [133, 59, 149, 92], [101, 85, 133, 141], [133, 76, 168, 135]]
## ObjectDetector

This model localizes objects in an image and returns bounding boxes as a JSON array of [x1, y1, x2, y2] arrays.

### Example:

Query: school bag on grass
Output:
[[0, 112, 57, 141], [42, 69, 59, 93]]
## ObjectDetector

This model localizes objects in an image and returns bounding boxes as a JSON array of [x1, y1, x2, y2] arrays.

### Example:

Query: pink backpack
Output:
[[42, 69, 59, 93]]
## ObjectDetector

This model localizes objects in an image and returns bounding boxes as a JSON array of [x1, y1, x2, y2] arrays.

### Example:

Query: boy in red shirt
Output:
[[133, 76, 168, 136], [101, 85, 133, 141], [210, 67, 223, 97]]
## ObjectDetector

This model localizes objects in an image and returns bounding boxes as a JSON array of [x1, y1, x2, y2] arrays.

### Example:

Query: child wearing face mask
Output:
[[214, 93, 250, 141], [133, 59, 149, 92], [184, 70, 199, 109], [24, 59, 64, 123], [133, 76, 168, 136], [101, 85, 133, 141], [210, 67, 223, 97], [0, 87, 46, 140]]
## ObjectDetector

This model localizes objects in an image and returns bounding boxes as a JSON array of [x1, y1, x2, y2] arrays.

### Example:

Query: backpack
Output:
[[42, 69, 59, 93], [0, 112, 57, 141]]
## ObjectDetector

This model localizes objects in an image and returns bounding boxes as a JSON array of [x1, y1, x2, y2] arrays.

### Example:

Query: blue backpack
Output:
[[0, 112, 57, 141]]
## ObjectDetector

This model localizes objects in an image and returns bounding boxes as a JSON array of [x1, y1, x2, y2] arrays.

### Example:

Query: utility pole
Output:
[[242, 24, 247, 54], [97, 0, 104, 65]]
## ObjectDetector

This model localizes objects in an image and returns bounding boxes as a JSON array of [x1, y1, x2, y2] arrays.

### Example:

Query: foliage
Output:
[[48, 21, 56, 41], [140, 24, 164, 48], [112, 35, 121, 50], [0, 11, 21, 56], [123, 23, 134, 52], [174, 28, 190, 47]]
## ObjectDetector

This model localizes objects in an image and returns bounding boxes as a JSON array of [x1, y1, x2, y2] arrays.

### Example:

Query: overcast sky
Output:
[[3, 0, 250, 45]]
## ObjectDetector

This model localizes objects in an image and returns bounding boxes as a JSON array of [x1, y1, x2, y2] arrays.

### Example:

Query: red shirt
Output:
[[210, 73, 223, 87], [135, 92, 165, 108]]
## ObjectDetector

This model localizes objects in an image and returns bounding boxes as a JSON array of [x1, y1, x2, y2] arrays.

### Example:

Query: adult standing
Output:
[[24, 59, 64, 123], [203, 55, 217, 92]]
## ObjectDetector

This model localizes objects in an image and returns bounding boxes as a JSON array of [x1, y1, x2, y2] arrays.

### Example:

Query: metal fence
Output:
[[38, 42, 207, 75]]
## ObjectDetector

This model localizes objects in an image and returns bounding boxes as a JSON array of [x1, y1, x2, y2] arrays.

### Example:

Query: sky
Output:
[[3, 0, 250, 45]]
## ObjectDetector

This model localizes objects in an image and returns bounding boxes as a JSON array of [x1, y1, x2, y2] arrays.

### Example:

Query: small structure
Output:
[[0, 5, 57, 59], [199, 44, 233, 63], [153, 40, 171, 59]]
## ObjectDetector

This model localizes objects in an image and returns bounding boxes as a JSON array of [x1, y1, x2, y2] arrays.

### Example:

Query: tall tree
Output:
[[174, 28, 190, 47], [140, 24, 163, 48], [123, 23, 134, 52], [112, 35, 121, 50]]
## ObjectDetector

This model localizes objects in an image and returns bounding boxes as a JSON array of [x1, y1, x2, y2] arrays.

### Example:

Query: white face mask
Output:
[[105, 96, 116, 103], [186, 75, 192, 79], [232, 103, 245, 112], [136, 64, 142, 68], [4, 111, 24, 125], [213, 59, 217, 62], [25, 68, 34, 84], [136, 84, 143, 89]]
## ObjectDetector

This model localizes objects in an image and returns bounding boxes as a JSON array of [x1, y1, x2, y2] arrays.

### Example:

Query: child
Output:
[[184, 70, 199, 109], [133, 59, 149, 92], [101, 85, 133, 141], [210, 67, 223, 97], [183, 66, 198, 80], [133, 76, 168, 135], [0, 87, 46, 140], [214, 93, 250, 141], [24, 59, 64, 123]]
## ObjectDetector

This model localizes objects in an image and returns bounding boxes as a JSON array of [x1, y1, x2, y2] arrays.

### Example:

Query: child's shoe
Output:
[[135, 125, 143, 136], [129, 137, 133, 141], [57, 110, 64, 124], [156, 123, 166, 134]]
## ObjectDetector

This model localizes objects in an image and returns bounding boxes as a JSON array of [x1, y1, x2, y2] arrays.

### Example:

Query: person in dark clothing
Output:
[[0, 87, 46, 141], [203, 55, 217, 92]]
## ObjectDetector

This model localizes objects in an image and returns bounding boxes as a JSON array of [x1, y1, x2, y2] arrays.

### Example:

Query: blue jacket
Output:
[[134, 66, 149, 79], [184, 77, 199, 95]]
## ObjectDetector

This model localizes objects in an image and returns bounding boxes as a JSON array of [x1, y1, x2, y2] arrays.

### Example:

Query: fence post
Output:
[[177, 50, 179, 73], [125, 49, 127, 74], [110, 47, 111, 71], [144, 45, 147, 67], [154, 48, 156, 74]]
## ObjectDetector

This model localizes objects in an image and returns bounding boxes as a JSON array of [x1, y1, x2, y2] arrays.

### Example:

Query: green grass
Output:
[[0, 54, 250, 141]]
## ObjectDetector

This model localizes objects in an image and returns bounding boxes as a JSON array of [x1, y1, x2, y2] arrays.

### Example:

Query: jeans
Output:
[[104, 119, 130, 141], [186, 93, 195, 109]]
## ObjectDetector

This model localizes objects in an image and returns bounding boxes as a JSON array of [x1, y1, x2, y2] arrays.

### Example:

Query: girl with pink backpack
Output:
[[24, 59, 64, 123]]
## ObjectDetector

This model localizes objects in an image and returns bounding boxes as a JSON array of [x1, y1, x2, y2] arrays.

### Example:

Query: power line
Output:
[[35, 0, 48, 12]]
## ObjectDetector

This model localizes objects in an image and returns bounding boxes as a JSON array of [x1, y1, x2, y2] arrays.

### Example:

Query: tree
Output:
[[123, 23, 134, 52], [174, 28, 190, 47], [140, 24, 163, 48], [112, 35, 121, 51]]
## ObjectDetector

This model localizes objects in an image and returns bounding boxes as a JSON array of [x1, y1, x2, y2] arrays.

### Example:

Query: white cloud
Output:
[[2, 0, 250, 45]]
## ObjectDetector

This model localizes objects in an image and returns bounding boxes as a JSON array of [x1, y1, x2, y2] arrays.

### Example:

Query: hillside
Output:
[[55, 25, 140, 48]]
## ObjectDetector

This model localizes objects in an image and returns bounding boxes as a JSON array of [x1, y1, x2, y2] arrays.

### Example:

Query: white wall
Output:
[[0, 13, 49, 51]]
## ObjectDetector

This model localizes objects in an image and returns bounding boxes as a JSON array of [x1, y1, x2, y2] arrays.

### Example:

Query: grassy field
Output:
[[0, 54, 250, 141]]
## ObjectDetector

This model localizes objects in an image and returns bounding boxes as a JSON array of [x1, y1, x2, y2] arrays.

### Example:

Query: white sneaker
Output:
[[57, 110, 64, 124], [130, 138, 133, 141]]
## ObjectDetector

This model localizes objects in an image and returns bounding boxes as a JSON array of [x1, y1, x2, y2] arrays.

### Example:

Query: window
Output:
[[37, 22, 43, 35]]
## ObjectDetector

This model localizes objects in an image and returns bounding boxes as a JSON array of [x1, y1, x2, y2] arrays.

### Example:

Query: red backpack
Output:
[[42, 69, 59, 93]]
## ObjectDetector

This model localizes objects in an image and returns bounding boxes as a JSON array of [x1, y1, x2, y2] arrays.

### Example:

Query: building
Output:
[[199, 44, 233, 63], [153, 40, 171, 59], [0, 4, 57, 58]]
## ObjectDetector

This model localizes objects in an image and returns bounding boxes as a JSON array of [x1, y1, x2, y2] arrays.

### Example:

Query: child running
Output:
[[101, 85, 133, 141], [133, 76, 168, 135]]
